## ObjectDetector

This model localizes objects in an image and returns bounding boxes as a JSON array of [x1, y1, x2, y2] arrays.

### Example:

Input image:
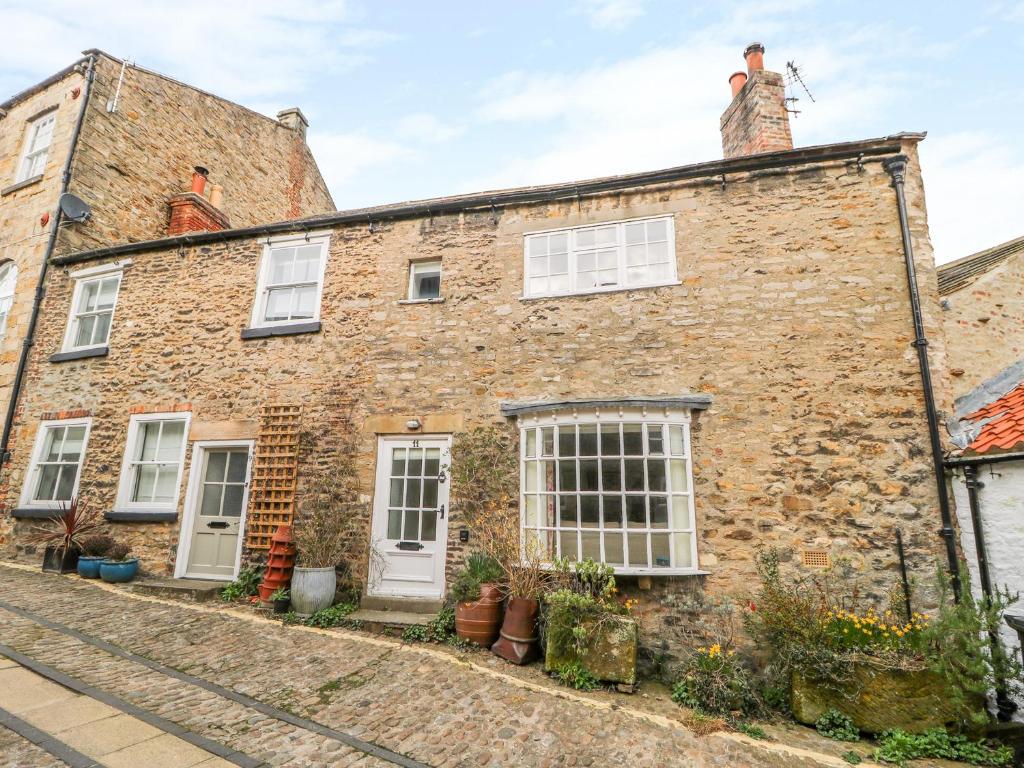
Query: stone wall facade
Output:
[[940, 253, 1024, 398], [0, 137, 950, 662], [59, 54, 334, 255], [0, 67, 86, 430], [0, 50, 334, 431]]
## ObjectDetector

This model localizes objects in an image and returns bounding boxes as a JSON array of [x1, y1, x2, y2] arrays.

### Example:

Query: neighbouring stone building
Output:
[[939, 236, 1024, 677], [0, 49, 334, 420], [0, 45, 954, 662]]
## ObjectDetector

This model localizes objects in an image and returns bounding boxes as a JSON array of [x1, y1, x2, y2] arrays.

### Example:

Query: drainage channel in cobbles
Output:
[[0, 601, 428, 768]]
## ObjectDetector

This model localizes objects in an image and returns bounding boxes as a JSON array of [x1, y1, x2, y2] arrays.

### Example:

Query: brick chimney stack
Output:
[[167, 165, 230, 236], [720, 43, 793, 159]]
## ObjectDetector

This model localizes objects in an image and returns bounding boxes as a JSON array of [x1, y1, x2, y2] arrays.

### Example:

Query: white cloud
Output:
[[394, 113, 465, 143], [469, 30, 906, 190], [573, 0, 646, 30], [919, 132, 1024, 264], [307, 132, 413, 193], [0, 0, 387, 104]]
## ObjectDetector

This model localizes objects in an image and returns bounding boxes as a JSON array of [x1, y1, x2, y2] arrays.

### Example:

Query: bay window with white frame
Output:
[[20, 418, 91, 509], [62, 267, 123, 352], [524, 216, 676, 299], [16, 110, 57, 183], [249, 233, 329, 330], [515, 404, 701, 575], [114, 413, 190, 514]]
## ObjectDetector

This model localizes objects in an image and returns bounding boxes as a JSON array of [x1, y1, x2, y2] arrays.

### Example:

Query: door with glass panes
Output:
[[184, 445, 252, 579], [369, 436, 450, 598]]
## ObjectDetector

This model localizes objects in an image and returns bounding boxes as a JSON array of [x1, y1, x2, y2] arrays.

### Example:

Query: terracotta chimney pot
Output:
[[729, 71, 748, 98], [191, 166, 209, 195], [744, 42, 765, 75]]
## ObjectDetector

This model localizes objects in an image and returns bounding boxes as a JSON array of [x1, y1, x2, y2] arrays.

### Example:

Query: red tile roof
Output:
[[965, 382, 1024, 454]]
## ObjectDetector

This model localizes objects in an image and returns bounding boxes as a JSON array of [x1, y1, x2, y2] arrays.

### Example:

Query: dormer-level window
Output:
[[249, 233, 329, 330], [408, 260, 441, 301], [62, 268, 123, 352], [17, 111, 57, 182], [523, 216, 676, 299]]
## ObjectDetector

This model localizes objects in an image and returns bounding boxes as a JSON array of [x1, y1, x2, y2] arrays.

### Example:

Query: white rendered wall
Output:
[[952, 461, 1024, 671]]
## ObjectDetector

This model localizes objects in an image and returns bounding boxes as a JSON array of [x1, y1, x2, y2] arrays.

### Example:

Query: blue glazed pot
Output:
[[77, 556, 104, 579], [99, 558, 139, 583]]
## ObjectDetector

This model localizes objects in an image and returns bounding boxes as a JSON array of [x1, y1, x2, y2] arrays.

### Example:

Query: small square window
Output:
[[408, 261, 441, 300]]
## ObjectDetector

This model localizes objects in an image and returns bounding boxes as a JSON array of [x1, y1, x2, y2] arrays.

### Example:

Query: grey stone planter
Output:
[[290, 567, 335, 616]]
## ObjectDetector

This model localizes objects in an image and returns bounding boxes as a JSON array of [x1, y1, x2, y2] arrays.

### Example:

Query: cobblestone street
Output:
[[0, 564, 854, 767]]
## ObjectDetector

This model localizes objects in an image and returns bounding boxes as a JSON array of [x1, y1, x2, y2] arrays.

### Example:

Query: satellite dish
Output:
[[59, 193, 91, 223]]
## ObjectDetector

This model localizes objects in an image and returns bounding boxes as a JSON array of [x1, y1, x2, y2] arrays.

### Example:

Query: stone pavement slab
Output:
[[102, 731, 216, 768], [55, 712, 163, 756], [0, 667, 76, 713], [20, 694, 120, 732]]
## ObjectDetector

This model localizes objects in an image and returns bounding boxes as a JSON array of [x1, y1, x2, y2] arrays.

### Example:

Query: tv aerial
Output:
[[784, 61, 816, 117]]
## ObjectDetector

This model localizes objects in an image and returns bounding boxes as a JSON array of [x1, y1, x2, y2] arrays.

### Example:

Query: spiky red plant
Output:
[[28, 498, 103, 555]]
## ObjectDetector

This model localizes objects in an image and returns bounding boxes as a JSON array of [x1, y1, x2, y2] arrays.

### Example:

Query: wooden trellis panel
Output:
[[245, 404, 302, 551]]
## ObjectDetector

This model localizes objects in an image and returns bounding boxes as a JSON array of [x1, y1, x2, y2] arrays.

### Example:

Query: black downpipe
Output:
[[882, 155, 962, 600], [894, 528, 913, 621], [963, 465, 1017, 721], [0, 54, 97, 466]]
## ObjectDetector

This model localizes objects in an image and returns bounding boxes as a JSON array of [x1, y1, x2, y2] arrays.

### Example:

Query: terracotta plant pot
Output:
[[455, 583, 503, 647], [491, 596, 540, 665]]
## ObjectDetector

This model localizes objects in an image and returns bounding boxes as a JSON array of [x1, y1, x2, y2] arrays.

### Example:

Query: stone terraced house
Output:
[[0, 45, 957, 662], [0, 49, 334, 424]]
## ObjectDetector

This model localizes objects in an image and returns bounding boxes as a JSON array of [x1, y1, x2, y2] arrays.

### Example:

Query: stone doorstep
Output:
[[359, 595, 443, 614], [348, 608, 436, 635], [132, 578, 225, 602]]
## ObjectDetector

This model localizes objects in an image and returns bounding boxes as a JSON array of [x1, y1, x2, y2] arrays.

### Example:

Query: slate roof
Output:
[[962, 382, 1024, 455], [937, 235, 1024, 296]]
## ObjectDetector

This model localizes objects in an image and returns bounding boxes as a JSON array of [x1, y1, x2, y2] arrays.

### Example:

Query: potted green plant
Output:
[[292, 494, 348, 617], [99, 542, 139, 583], [270, 586, 291, 614], [747, 549, 1020, 733], [452, 553, 504, 646], [77, 534, 115, 578], [541, 558, 638, 684], [29, 498, 102, 574]]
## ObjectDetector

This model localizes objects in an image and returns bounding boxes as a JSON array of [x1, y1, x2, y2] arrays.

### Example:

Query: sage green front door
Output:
[[185, 446, 251, 579]]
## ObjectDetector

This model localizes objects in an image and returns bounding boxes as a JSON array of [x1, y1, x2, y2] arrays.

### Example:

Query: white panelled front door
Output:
[[368, 436, 450, 598], [179, 442, 253, 580]]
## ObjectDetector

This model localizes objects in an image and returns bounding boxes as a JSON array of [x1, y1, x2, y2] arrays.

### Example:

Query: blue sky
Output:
[[2, 0, 1021, 263]]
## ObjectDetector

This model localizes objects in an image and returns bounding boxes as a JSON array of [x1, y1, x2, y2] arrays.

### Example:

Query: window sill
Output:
[[241, 321, 321, 340], [531, 560, 707, 577], [520, 281, 682, 302], [11, 508, 63, 519], [397, 297, 444, 305], [105, 510, 178, 522], [1, 175, 44, 197], [49, 346, 109, 363]]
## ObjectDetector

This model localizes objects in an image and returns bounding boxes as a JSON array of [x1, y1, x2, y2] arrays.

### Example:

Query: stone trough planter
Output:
[[792, 662, 981, 734], [544, 614, 638, 686]]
